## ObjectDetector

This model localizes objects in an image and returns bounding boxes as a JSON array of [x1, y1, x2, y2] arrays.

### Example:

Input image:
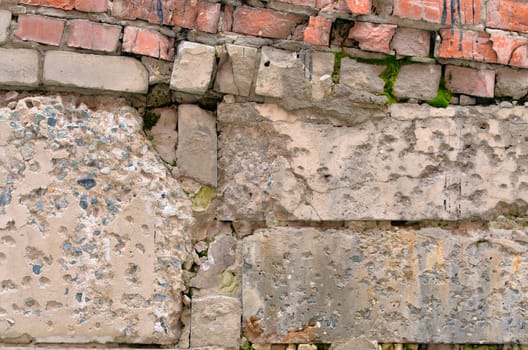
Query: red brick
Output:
[[487, 0, 528, 32], [123, 26, 174, 61], [112, 0, 178, 25], [15, 14, 65, 46], [172, 0, 201, 29], [393, 0, 481, 25], [488, 30, 528, 65], [445, 65, 495, 98], [67, 19, 120, 52], [346, 0, 371, 14], [316, 0, 333, 8], [348, 22, 396, 54], [390, 27, 430, 56], [232, 7, 305, 39], [195, 1, 221, 33], [303, 16, 331, 46], [437, 29, 497, 63], [75, 0, 107, 12], [510, 45, 528, 69], [222, 5, 234, 32], [18, 0, 74, 9]]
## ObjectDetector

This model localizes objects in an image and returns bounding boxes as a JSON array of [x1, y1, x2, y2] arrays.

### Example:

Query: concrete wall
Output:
[[1, 0, 528, 349]]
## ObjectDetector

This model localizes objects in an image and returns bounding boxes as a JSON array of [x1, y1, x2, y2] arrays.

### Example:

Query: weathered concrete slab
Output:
[[0, 48, 39, 87], [0, 95, 193, 343], [243, 225, 528, 344], [218, 102, 528, 221], [43, 51, 148, 93]]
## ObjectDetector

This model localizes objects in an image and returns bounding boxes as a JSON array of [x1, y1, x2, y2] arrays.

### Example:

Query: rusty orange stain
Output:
[[513, 255, 521, 274]]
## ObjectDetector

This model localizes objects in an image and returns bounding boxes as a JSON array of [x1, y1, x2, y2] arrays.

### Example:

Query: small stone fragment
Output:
[[77, 178, 96, 190]]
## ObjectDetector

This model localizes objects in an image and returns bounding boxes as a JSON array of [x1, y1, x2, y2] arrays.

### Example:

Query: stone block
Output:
[[67, 20, 121, 52], [495, 66, 528, 99], [170, 41, 215, 95], [191, 295, 241, 348], [243, 226, 528, 343], [15, 14, 65, 46], [43, 51, 148, 93], [255, 46, 304, 98], [390, 27, 430, 57], [330, 336, 377, 350], [218, 102, 528, 221], [445, 65, 495, 98], [339, 58, 385, 93], [309, 50, 334, 101], [0, 48, 39, 87], [0, 10, 11, 44], [393, 64, 441, 100], [0, 95, 194, 343], [149, 107, 178, 164], [176, 104, 217, 186], [214, 44, 258, 97]]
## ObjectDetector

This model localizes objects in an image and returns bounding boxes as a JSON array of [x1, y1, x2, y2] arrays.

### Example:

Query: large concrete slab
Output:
[[0, 48, 39, 87], [243, 225, 528, 344], [43, 51, 148, 93], [0, 95, 193, 343], [218, 102, 528, 221]]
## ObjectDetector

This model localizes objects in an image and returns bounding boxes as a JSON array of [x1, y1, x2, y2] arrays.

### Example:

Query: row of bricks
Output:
[[17, 0, 528, 33], [8, 11, 528, 71]]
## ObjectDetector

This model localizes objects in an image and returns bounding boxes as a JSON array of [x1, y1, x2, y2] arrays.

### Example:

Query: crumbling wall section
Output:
[[2, 0, 528, 349]]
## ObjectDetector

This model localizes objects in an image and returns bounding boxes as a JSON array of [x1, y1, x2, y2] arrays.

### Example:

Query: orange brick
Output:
[[510, 45, 528, 69], [122, 26, 174, 61], [195, 1, 221, 33], [15, 14, 65, 46], [232, 7, 305, 39], [488, 30, 528, 65], [393, 0, 481, 25], [345, 0, 371, 14], [222, 5, 234, 32], [75, 0, 107, 12], [18, 0, 74, 9], [487, 0, 528, 32], [437, 29, 497, 63], [67, 20, 120, 52], [303, 16, 332, 46], [348, 22, 396, 54]]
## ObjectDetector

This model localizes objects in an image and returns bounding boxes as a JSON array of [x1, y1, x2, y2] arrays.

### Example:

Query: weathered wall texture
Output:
[[2, 0, 528, 349]]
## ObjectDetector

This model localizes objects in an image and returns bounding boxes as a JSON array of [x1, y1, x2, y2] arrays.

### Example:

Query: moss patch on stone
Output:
[[142, 109, 161, 131], [426, 78, 451, 108], [219, 270, 239, 296], [332, 50, 349, 84], [192, 185, 216, 211]]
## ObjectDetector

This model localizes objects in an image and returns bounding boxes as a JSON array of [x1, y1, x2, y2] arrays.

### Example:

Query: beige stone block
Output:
[[0, 10, 11, 44], [0, 48, 39, 87], [215, 44, 258, 97], [43, 51, 148, 93], [176, 104, 217, 186], [170, 41, 216, 94]]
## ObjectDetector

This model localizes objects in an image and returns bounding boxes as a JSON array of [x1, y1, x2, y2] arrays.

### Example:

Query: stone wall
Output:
[[2, 0, 528, 349]]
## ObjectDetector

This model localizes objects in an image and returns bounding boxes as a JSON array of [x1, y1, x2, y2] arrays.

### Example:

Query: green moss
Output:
[[142, 110, 160, 131], [357, 56, 412, 105], [240, 340, 254, 350], [192, 185, 216, 211], [426, 78, 452, 108], [332, 50, 350, 84], [219, 270, 239, 295]]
